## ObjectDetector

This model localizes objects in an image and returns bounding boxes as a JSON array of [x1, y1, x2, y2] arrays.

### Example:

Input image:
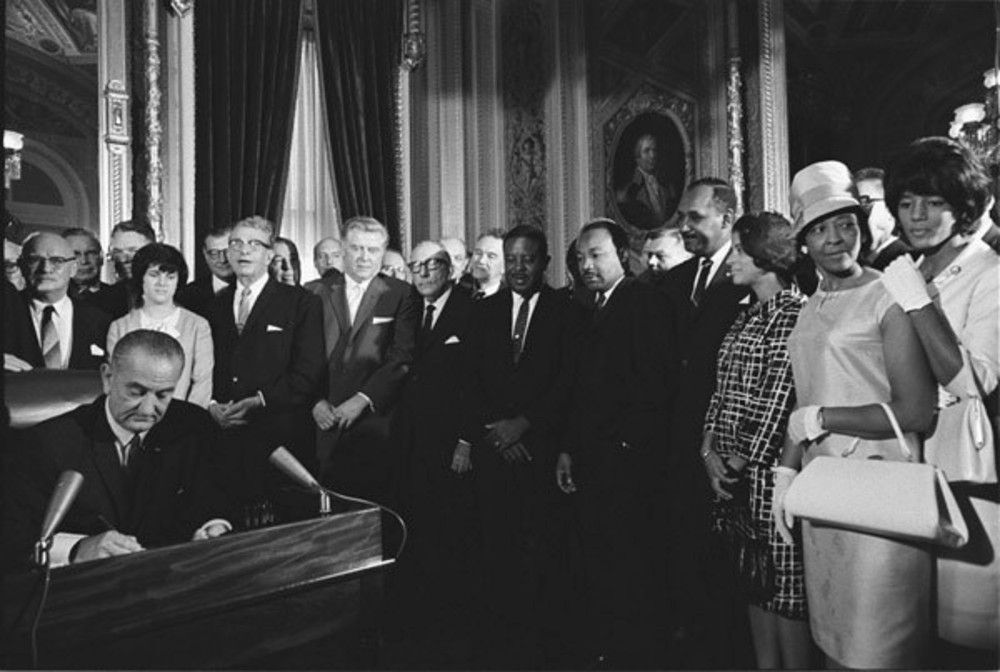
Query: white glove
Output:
[[787, 405, 826, 445], [882, 256, 931, 312], [772, 466, 798, 545]]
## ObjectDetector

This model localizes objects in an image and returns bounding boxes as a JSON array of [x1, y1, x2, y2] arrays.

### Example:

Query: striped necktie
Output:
[[40, 305, 62, 369]]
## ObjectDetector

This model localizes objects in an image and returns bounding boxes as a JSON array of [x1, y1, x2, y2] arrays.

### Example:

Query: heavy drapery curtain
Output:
[[194, 0, 302, 278], [280, 32, 341, 283], [314, 0, 403, 249]]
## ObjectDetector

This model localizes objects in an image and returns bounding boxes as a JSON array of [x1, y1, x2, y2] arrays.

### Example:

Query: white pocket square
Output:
[[739, 294, 752, 305], [90, 344, 105, 356], [372, 316, 394, 325], [266, 324, 284, 332], [445, 336, 460, 344]]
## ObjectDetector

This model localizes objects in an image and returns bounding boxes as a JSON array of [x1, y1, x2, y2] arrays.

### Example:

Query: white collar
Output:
[[425, 284, 453, 312], [236, 272, 269, 295], [345, 273, 376, 294], [600, 274, 627, 304], [31, 293, 73, 316], [104, 398, 149, 447]]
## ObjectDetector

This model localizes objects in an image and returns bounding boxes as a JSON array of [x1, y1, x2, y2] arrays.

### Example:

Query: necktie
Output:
[[691, 257, 713, 307], [40, 305, 62, 369], [236, 286, 252, 334], [594, 292, 607, 311], [511, 296, 531, 364], [420, 304, 435, 344], [347, 284, 364, 325], [121, 433, 142, 468]]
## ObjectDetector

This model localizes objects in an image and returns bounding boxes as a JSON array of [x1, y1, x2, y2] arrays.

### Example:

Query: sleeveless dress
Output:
[[787, 279, 931, 668]]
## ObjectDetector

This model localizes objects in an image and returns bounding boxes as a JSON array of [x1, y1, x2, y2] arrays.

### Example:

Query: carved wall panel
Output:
[[502, 0, 547, 230]]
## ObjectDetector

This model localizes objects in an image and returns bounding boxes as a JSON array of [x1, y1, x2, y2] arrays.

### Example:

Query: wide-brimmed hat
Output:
[[789, 160, 860, 238]]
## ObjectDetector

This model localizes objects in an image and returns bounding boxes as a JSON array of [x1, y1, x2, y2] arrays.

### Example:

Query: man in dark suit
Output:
[[555, 218, 679, 669], [459, 225, 579, 666], [177, 226, 235, 319], [2, 330, 231, 570], [312, 216, 418, 503], [63, 227, 113, 302], [303, 237, 345, 293], [855, 167, 909, 270], [6, 232, 111, 371], [386, 240, 479, 667], [208, 216, 325, 504], [663, 177, 753, 667], [92, 220, 156, 319]]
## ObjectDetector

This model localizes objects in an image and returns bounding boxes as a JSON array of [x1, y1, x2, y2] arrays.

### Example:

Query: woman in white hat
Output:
[[883, 137, 998, 660], [771, 160, 936, 668]]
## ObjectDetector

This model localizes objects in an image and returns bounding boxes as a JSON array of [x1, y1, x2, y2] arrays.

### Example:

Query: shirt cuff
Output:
[[256, 390, 266, 408], [193, 519, 232, 540], [52, 532, 87, 567], [356, 392, 375, 413]]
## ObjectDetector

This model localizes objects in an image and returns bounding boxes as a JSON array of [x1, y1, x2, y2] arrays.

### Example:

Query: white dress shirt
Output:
[[423, 286, 453, 330], [211, 275, 230, 294], [231, 273, 269, 326], [510, 290, 540, 341], [695, 239, 732, 290], [30, 294, 74, 369], [345, 275, 375, 325], [597, 274, 626, 307]]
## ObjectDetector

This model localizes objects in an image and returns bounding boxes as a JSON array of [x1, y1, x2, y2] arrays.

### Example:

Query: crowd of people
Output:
[[2, 134, 998, 670]]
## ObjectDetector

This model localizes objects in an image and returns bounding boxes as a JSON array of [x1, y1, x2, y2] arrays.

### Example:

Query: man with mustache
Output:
[[663, 177, 753, 667], [554, 218, 679, 669]]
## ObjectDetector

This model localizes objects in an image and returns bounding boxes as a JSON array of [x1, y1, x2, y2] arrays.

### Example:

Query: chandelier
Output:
[[949, 1, 1000, 176]]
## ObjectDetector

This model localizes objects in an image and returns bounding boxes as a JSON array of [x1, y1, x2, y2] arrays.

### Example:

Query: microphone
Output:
[[35, 471, 84, 566], [268, 447, 330, 514]]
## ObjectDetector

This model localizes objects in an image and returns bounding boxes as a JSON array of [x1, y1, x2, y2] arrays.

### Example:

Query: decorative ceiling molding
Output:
[[6, 0, 98, 62]]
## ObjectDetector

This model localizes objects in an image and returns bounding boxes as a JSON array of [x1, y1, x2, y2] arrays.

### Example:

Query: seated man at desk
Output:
[[3, 329, 231, 570]]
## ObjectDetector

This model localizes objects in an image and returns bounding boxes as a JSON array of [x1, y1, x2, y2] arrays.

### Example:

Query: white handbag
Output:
[[925, 390, 997, 484], [785, 403, 969, 548]]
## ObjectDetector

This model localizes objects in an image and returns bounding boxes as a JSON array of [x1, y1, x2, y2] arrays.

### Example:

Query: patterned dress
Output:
[[704, 288, 807, 619]]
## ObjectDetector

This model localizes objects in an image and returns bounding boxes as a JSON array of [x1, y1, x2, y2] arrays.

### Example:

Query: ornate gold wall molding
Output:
[[137, 0, 164, 239], [754, 0, 789, 214], [99, 0, 131, 254], [725, 0, 745, 214]]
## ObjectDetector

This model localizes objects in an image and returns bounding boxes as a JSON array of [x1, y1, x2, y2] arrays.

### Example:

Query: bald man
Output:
[[304, 237, 345, 293], [7, 233, 111, 370]]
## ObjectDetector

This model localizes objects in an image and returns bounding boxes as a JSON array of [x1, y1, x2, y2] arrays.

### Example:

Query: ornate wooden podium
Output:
[[2, 507, 392, 669]]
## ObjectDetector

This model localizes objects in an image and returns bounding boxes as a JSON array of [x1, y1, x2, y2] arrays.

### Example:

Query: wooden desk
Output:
[[2, 507, 392, 669]]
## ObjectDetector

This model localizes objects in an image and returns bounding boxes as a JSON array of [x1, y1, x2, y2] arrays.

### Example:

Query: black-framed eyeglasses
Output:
[[228, 238, 272, 252], [204, 248, 228, 260], [407, 258, 447, 274], [857, 195, 884, 208], [23, 255, 75, 270]]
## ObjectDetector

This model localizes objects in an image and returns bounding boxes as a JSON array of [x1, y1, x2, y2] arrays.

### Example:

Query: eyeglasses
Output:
[[857, 195, 884, 208], [228, 238, 271, 252], [23, 255, 75, 271], [204, 248, 228, 260], [107, 247, 141, 261], [407, 258, 447, 274], [73, 250, 102, 260]]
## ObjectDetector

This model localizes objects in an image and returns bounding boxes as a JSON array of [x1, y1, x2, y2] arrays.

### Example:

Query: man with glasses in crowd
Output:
[[207, 216, 325, 504], [178, 226, 236, 318], [62, 227, 112, 299], [5, 232, 111, 371], [94, 220, 156, 318], [312, 216, 418, 503], [854, 167, 908, 271]]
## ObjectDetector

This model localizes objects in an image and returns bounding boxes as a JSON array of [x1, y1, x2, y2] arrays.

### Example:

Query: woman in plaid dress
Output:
[[701, 212, 811, 668]]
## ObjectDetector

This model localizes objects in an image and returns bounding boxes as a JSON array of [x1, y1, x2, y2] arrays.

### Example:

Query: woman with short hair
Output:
[[106, 243, 214, 407]]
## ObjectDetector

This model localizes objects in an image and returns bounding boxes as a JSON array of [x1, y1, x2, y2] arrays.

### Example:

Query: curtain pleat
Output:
[[314, 0, 403, 249], [280, 34, 341, 283], [194, 0, 302, 279]]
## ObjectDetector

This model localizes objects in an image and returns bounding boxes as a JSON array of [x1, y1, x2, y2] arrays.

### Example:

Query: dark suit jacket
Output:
[[2, 397, 230, 570], [663, 251, 750, 503], [314, 273, 418, 411], [868, 238, 909, 271], [563, 277, 680, 463], [7, 292, 112, 370], [461, 286, 579, 456], [396, 284, 475, 475], [4, 280, 37, 362], [178, 275, 234, 320], [210, 277, 324, 405], [90, 281, 134, 319]]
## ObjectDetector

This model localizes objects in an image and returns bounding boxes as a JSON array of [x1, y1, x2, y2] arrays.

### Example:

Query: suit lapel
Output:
[[69, 298, 89, 367], [86, 403, 131, 523], [240, 279, 276, 337], [519, 286, 550, 359], [350, 276, 388, 341], [708, 249, 734, 289], [323, 278, 349, 358], [19, 293, 44, 364], [214, 285, 239, 343]]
